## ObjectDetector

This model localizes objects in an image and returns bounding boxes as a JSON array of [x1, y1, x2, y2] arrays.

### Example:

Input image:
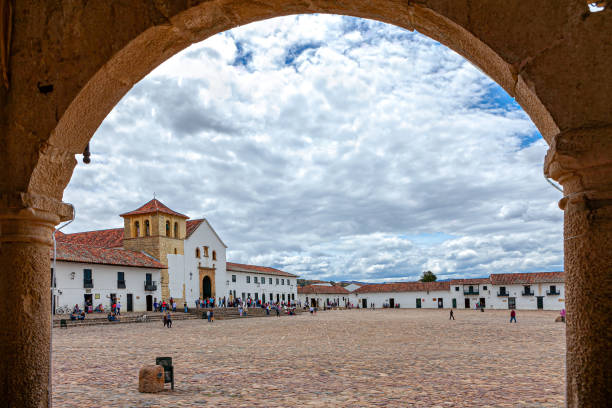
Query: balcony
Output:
[[521, 290, 534, 296], [497, 291, 509, 297], [117, 280, 126, 289], [83, 279, 93, 289], [546, 290, 560, 295], [144, 281, 157, 291], [463, 289, 479, 296]]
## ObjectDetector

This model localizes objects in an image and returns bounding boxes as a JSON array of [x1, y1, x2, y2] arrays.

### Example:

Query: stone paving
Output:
[[52, 309, 565, 407]]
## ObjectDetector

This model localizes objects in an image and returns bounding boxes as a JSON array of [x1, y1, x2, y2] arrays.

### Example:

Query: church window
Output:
[[276, 278, 279, 285], [261, 277, 264, 285], [254, 277, 258, 284], [196, 248, 200, 258], [174, 222, 179, 238], [145, 220, 150, 236], [281, 279, 285, 285], [232, 275, 236, 282], [269, 278, 272, 284], [134, 221, 140, 237], [212, 250, 216, 261], [166, 221, 170, 236], [174, 248, 177, 254], [203, 246, 209, 257], [246, 276, 250, 283]]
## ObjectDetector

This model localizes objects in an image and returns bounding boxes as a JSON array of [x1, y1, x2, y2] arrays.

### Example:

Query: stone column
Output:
[[0, 193, 72, 408], [545, 127, 612, 407]]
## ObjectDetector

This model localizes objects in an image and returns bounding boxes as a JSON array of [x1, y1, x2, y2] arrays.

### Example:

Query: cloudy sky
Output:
[[63, 15, 564, 282]]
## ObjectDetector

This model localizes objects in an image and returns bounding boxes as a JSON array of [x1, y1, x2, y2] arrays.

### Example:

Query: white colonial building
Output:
[[54, 199, 298, 312], [226, 262, 298, 304], [344, 272, 565, 311], [298, 283, 351, 307], [52, 241, 164, 312], [349, 281, 453, 309]]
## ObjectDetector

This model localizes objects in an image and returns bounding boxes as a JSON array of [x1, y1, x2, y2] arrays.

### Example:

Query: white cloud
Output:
[[65, 15, 563, 282]]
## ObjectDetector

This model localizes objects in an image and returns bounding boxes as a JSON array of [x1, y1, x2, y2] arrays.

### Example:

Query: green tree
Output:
[[419, 270, 437, 282]]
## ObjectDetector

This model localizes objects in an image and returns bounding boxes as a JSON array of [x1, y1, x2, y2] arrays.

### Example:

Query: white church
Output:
[[53, 199, 298, 312]]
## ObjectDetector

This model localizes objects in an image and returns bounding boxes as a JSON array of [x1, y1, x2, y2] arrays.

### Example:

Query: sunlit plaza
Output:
[[52, 309, 565, 407]]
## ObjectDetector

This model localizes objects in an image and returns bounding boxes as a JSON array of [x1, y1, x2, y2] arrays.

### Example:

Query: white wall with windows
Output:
[[226, 271, 297, 304], [53, 261, 160, 313], [167, 219, 227, 305], [487, 283, 565, 310], [298, 293, 350, 307], [349, 290, 453, 309]]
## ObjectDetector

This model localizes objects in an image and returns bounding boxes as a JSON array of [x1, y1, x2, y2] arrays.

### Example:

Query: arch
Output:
[[144, 220, 150, 236], [166, 221, 170, 236], [133, 221, 140, 238], [174, 222, 179, 238], [202, 276, 212, 299], [3, 2, 610, 407]]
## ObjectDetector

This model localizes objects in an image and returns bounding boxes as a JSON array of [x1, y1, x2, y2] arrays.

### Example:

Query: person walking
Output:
[[167, 312, 172, 328], [449, 309, 455, 320], [560, 308, 566, 323], [172, 301, 177, 312], [207, 309, 211, 322], [116, 301, 121, 315], [510, 309, 517, 323], [163, 313, 168, 327]]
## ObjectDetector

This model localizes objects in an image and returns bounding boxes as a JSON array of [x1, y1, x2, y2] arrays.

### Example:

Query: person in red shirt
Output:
[[510, 309, 517, 323]]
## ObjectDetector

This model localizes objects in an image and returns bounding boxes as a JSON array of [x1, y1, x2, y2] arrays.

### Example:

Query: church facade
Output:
[[54, 199, 298, 312]]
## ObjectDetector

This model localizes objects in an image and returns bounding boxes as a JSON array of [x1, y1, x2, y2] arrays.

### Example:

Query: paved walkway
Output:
[[52, 309, 565, 407]]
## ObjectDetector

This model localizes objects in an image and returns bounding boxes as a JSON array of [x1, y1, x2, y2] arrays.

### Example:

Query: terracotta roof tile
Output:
[[52, 242, 166, 269], [120, 199, 188, 218], [490, 272, 564, 285], [354, 281, 451, 294], [449, 278, 491, 285], [186, 219, 205, 238], [298, 284, 350, 294], [226, 262, 297, 278], [57, 228, 124, 248]]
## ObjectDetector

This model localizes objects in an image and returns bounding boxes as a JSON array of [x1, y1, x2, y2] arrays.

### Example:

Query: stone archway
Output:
[[199, 267, 216, 300], [0, 2, 611, 407]]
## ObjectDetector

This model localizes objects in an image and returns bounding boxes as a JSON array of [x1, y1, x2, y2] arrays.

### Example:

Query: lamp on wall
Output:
[[189, 272, 193, 280], [70, 271, 75, 280], [226, 280, 229, 285]]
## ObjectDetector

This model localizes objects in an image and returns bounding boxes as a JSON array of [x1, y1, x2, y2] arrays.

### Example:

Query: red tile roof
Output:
[[120, 199, 188, 218], [56, 228, 124, 248], [490, 272, 564, 285], [298, 284, 350, 294], [449, 278, 491, 285], [226, 262, 297, 278], [52, 242, 166, 269], [186, 219, 205, 238], [354, 281, 451, 294]]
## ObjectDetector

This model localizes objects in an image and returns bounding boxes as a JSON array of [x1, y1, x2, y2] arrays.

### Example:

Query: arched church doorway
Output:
[[202, 276, 212, 299]]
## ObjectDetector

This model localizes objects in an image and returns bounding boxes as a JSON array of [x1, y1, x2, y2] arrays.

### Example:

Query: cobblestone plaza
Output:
[[52, 309, 565, 407]]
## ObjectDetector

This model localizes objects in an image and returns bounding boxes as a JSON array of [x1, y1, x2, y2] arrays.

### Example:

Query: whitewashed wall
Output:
[[488, 283, 565, 310], [349, 290, 453, 309], [53, 261, 160, 312], [298, 293, 350, 307], [167, 220, 227, 305], [227, 271, 297, 304], [448, 283, 494, 309]]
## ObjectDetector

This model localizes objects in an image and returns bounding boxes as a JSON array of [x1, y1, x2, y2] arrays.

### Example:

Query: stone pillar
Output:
[[544, 127, 612, 407], [0, 193, 72, 408]]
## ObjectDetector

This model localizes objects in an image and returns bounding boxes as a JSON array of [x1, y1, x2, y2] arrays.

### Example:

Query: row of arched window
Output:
[[132, 219, 180, 238], [195, 246, 216, 260]]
